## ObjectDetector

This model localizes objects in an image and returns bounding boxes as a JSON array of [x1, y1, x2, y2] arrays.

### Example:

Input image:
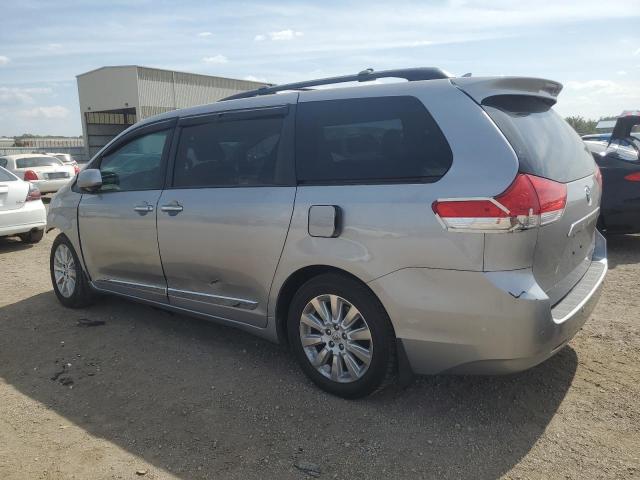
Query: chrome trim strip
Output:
[[167, 288, 258, 311], [88, 285, 267, 332], [94, 278, 167, 296], [567, 207, 600, 238], [552, 258, 607, 324]]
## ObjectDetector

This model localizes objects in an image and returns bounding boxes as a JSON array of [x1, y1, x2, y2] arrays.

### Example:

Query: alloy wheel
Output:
[[299, 294, 373, 383], [53, 244, 76, 298]]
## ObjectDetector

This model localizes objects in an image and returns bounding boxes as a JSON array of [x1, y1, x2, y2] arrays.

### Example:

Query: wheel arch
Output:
[[273, 264, 396, 345]]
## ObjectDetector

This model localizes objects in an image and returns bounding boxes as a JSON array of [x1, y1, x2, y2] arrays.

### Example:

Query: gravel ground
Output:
[[0, 228, 638, 480]]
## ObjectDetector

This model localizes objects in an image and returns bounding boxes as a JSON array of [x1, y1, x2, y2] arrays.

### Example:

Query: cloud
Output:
[[617, 70, 627, 76], [269, 29, 303, 41], [558, 78, 640, 119], [18, 106, 69, 119], [46, 43, 63, 50], [254, 29, 304, 42], [0, 56, 9, 66], [634, 47, 640, 56], [244, 75, 268, 83], [202, 54, 228, 64], [0, 87, 52, 105], [562, 79, 640, 101], [198, 31, 212, 37]]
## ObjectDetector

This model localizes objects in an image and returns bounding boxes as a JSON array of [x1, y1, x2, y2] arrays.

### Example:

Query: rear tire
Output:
[[50, 234, 95, 308], [19, 229, 44, 244], [287, 273, 396, 398]]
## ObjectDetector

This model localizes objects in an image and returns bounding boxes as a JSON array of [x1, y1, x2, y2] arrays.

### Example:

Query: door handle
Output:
[[160, 202, 183, 214], [133, 203, 154, 214]]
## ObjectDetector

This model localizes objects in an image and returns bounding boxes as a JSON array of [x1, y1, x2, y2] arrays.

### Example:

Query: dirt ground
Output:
[[0, 228, 638, 480]]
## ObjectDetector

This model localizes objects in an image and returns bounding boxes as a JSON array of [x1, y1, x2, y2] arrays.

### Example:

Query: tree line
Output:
[[565, 116, 617, 135]]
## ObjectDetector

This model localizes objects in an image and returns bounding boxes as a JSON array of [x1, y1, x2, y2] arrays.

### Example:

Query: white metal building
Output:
[[77, 66, 269, 158]]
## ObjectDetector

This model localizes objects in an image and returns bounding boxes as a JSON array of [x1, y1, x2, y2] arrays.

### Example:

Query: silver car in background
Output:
[[47, 68, 607, 398]]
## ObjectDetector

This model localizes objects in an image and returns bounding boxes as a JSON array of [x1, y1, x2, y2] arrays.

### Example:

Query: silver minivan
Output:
[[48, 68, 607, 398]]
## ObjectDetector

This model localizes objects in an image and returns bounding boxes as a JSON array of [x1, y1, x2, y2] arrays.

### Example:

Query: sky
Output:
[[0, 0, 639, 137]]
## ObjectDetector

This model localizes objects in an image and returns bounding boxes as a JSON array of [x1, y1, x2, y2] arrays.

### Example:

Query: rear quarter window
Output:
[[295, 96, 452, 184], [483, 95, 595, 183]]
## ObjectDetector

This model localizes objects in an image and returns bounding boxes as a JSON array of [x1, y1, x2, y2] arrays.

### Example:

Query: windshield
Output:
[[483, 95, 595, 183], [15, 156, 64, 168]]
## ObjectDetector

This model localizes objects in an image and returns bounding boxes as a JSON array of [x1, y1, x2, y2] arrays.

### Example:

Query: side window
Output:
[[0, 158, 7, 168], [173, 116, 285, 188], [98, 130, 170, 192], [295, 96, 452, 184]]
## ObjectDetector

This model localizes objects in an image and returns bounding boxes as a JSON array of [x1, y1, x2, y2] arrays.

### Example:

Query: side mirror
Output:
[[77, 168, 102, 191]]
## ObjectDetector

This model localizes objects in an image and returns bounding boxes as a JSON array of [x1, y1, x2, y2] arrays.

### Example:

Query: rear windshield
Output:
[[483, 95, 595, 183], [16, 156, 63, 168], [0, 167, 17, 181]]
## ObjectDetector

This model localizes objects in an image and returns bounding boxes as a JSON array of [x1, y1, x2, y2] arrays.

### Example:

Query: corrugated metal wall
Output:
[[136, 67, 266, 120], [173, 71, 261, 109], [137, 67, 175, 110]]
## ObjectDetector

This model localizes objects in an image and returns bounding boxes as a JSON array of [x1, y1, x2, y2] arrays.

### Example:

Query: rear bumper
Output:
[[0, 200, 47, 236], [31, 178, 73, 193], [368, 231, 607, 375]]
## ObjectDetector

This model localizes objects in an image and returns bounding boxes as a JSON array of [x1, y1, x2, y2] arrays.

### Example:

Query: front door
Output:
[[78, 120, 175, 303], [157, 105, 296, 327]]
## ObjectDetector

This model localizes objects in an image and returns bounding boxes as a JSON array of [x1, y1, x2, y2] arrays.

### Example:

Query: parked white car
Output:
[[0, 166, 46, 243], [0, 154, 77, 194], [46, 152, 79, 169]]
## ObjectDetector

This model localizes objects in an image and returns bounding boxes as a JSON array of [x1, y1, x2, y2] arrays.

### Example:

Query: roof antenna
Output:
[[462, 72, 472, 77]]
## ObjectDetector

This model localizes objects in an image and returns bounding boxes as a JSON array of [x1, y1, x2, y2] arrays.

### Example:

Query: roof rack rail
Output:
[[220, 67, 451, 101]]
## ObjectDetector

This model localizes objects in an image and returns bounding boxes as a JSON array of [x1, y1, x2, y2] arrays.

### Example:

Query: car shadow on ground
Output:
[[606, 233, 640, 269], [0, 237, 34, 253], [0, 292, 577, 479]]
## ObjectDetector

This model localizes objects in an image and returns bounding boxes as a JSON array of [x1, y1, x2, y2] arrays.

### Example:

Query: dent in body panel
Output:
[[367, 266, 552, 373], [157, 186, 297, 328], [483, 228, 538, 271]]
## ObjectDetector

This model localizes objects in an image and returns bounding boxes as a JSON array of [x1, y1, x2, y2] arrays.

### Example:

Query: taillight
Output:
[[23, 170, 39, 181], [527, 174, 567, 225], [594, 165, 603, 189], [25, 183, 41, 201], [624, 172, 640, 182], [432, 173, 567, 232], [73, 165, 80, 175]]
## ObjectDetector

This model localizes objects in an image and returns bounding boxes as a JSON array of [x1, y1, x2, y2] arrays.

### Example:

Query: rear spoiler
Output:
[[611, 115, 640, 140], [451, 77, 563, 105]]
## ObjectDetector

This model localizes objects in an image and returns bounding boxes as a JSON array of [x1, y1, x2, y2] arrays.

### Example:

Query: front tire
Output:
[[50, 234, 95, 308], [288, 273, 396, 398]]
